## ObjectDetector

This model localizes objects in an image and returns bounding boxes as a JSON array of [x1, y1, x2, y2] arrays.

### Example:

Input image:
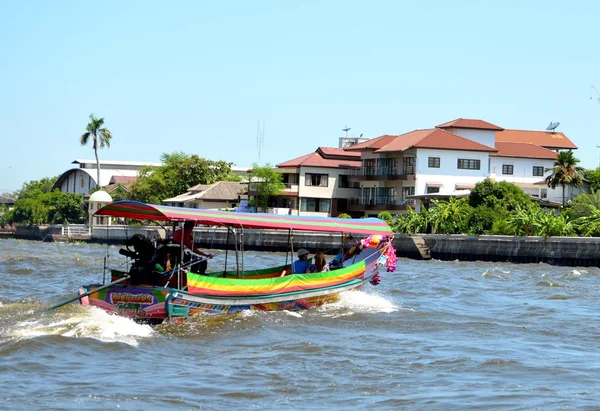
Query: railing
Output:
[[61, 224, 90, 236], [348, 197, 415, 207], [349, 166, 415, 176]]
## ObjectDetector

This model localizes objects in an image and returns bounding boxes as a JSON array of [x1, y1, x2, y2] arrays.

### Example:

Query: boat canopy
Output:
[[95, 200, 393, 235]]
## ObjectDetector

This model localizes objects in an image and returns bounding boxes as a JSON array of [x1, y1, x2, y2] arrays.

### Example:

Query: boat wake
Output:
[[4, 305, 154, 347], [319, 290, 401, 316]]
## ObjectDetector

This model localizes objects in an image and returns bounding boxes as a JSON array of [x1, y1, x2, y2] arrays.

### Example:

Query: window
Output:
[[402, 186, 415, 197], [457, 159, 481, 170], [300, 198, 331, 213], [502, 164, 514, 175], [305, 173, 328, 187], [533, 166, 544, 176], [540, 189, 548, 199], [428, 157, 440, 168], [426, 186, 440, 194]]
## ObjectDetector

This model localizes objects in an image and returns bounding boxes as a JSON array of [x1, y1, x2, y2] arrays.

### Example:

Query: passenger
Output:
[[292, 248, 311, 274], [313, 251, 330, 272], [173, 221, 213, 273]]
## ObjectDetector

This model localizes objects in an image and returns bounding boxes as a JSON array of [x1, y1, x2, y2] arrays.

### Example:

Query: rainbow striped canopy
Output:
[[95, 200, 392, 235]]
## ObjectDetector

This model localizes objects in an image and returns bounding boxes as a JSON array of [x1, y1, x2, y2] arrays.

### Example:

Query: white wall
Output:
[[444, 128, 496, 148], [489, 156, 553, 184], [415, 148, 490, 194], [298, 166, 360, 216], [60, 170, 96, 194]]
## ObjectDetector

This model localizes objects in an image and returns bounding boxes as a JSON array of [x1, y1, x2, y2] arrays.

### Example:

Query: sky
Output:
[[1, 0, 600, 193]]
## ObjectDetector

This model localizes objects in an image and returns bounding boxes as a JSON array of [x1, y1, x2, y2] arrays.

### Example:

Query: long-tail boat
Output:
[[66, 201, 395, 323]]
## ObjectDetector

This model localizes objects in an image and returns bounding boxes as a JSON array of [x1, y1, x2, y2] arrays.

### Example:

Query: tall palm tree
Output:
[[80, 114, 112, 191], [545, 150, 583, 206]]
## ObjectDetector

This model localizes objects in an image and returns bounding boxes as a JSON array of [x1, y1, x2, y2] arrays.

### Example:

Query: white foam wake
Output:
[[320, 290, 400, 316], [13, 306, 154, 346]]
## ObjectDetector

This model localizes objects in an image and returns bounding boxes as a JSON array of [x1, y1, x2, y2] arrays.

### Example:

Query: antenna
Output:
[[342, 126, 351, 138], [256, 121, 265, 162], [546, 122, 560, 132]]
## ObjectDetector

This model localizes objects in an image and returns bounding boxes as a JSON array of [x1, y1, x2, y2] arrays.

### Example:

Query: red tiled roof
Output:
[[317, 147, 361, 158], [495, 129, 577, 150], [277, 147, 360, 169], [369, 128, 497, 153], [436, 118, 504, 131], [491, 142, 558, 160], [343, 134, 399, 151]]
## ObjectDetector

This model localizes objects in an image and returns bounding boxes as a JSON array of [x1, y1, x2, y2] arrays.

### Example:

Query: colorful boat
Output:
[[74, 201, 396, 323]]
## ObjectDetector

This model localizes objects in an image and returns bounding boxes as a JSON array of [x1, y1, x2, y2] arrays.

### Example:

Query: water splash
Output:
[[11, 306, 154, 346], [320, 290, 400, 316], [481, 267, 512, 281]]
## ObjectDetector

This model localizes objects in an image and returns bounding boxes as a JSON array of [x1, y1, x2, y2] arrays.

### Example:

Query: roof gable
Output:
[[372, 129, 497, 153], [436, 118, 504, 131], [277, 147, 360, 169]]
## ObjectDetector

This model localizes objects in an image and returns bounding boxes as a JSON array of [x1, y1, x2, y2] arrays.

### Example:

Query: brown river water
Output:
[[0, 238, 599, 410]]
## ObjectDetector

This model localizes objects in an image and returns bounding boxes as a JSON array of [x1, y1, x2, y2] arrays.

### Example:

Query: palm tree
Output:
[[545, 151, 583, 206], [80, 114, 113, 191]]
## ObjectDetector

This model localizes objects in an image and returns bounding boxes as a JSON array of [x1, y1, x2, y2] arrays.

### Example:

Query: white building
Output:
[[345, 118, 579, 215], [53, 159, 161, 195], [53, 160, 251, 196], [251, 147, 361, 217]]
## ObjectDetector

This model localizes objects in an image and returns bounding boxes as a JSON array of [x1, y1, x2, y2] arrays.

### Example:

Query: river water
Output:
[[0, 238, 599, 410]]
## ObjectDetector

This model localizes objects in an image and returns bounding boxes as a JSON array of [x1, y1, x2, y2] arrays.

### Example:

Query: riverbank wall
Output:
[[8, 225, 600, 267]]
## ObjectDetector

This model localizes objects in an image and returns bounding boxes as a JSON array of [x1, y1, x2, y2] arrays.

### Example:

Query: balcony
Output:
[[348, 166, 415, 181], [346, 196, 415, 212]]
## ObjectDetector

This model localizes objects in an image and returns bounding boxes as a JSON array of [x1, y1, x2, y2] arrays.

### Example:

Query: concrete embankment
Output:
[[9, 225, 600, 267]]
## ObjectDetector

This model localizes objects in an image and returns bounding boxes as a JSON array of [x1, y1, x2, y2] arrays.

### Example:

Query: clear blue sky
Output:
[[1, 0, 599, 193]]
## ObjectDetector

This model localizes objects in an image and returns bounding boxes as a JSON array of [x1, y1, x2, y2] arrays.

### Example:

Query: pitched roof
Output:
[[495, 129, 577, 150], [343, 134, 399, 151], [436, 118, 504, 131], [491, 142, 558, 160], [277, 147, 360, 168], [164, 181, 247, 203], [0, 195, 14, 204], [350, 128, 497, 153]]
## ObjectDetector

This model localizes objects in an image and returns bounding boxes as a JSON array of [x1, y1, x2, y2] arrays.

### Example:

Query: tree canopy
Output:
[[129, 152, 235, 204], [247, 163, 286, 211], [1, 177, 86, 226]]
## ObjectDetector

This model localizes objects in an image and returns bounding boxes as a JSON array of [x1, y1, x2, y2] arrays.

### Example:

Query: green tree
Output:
[[394, 207, 430, 234], [377, 211, 394, 226], [16, 176, 58, 199], [429, 197, 473, 234], [0, 209, 14, 228], [545, 151, 583, 206], [80, 114, 113, 191], [337, 213, 352, 219], [129, 152, 234, 204], [469, 179, 535, 211], [583, 167, 600, 193], [576, 208, 600, 237], [564, 190, 600, 220], [247, 163, 286, 212]]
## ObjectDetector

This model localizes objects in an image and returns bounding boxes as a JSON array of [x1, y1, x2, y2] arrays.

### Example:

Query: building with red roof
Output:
[[249, 147, 361, 217], [344, 118, 579, 214]]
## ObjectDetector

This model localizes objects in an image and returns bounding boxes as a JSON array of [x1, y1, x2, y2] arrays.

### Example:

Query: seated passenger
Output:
[[173, 221, 213, 274], [292, 249, 311, 274], [311, 251, 330, 273]]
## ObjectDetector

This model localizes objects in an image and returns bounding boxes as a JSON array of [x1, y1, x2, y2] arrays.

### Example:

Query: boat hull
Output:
[[80, 238, 388, 322]]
